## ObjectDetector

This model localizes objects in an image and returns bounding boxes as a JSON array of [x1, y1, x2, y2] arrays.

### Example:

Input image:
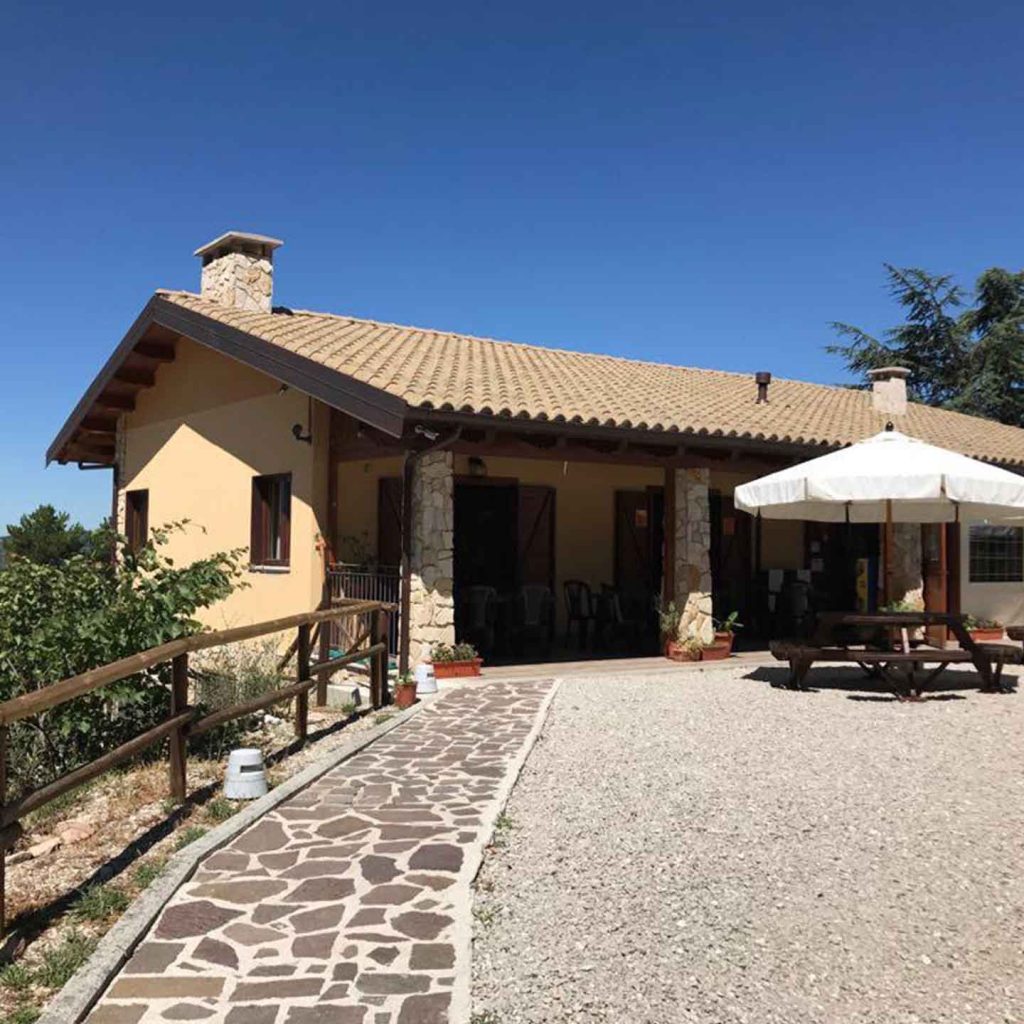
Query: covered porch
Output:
[[321, 409, 950, 669]]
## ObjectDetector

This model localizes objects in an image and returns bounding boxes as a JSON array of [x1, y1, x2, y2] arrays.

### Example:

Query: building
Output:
[[48, 232, 1024, 666]]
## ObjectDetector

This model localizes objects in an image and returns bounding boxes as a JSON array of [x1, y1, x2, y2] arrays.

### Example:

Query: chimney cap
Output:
[[867, 366, 910, 381], [193, 231, 283, 260]]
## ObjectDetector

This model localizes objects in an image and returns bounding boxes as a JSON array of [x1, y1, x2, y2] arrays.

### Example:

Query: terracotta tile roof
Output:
[[160, 291, 1024, 467]]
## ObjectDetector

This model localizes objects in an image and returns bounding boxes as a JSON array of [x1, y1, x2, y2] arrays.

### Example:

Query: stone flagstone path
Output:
[[86, 680, 557, 1024]]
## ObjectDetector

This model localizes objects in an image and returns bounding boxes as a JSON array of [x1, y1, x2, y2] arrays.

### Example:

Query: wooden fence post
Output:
[[316, 619, 330, 707], [296, 624, 310, 742], [169, 654, 189, 804], [371, 610, 389, 708]]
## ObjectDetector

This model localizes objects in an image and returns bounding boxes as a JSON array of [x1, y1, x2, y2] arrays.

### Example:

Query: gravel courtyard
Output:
[[472, 666, 1024, 1024]]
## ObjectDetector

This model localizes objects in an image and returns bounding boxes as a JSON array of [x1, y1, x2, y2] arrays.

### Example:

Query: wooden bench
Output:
[[770, 611, 1020, 699]]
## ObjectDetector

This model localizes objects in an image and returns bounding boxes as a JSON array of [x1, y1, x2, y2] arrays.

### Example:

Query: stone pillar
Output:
[[889, 523, 924, 608], [408, 450, 456, 665], [673, 468, 714, 644]]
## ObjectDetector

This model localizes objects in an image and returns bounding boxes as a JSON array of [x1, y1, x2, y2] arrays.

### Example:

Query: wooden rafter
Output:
[[114, 366, 156, 387], [134, 340, 176, 362]]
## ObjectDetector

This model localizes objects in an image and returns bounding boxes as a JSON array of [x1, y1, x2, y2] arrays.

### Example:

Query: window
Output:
[[251, 474, 291, 568], [125, 490, 149, 554], [968, 524, 1023, 583]]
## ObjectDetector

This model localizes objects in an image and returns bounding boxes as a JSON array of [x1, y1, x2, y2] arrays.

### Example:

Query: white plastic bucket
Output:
[[224, 748, 268, 800], [415, 662, 437, 694]]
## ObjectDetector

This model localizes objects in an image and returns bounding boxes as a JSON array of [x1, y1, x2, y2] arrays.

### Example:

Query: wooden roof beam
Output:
[[95, 393, 135, 412], [134, 340, 176, 362], [114, 366, 156, 387]]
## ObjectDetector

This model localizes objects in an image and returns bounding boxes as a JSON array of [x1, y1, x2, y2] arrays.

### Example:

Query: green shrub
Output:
[[35, 931, 96, 989], [0, 522, 244, 798], [190, 637, 285, 757], [131, 859, 165, 890], [0, 963, 33, 992], [204, 797, 236, 823], [174, 826, 208, 851], [5, 1005, 42, 1024], [69, 883, 129, 924]]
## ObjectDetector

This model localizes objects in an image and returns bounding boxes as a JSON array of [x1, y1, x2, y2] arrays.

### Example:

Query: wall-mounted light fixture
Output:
[[292, 423, 312, 444]]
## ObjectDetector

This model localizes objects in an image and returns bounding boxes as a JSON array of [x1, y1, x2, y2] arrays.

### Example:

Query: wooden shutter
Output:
[[125, 490, 149, 553], [378, 477, 403, 568], [517, 485, 555, 587], [614, 490, 651, 594], [251, 478, 266, 564], [278, 475, 291, 565]]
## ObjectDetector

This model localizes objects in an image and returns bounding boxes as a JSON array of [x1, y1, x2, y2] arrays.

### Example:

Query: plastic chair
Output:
[[563, 580, 596, 648]]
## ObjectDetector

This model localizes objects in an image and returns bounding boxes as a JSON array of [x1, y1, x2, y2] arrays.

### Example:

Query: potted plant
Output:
[[711, 611, 742, 656], [658, 600, 686, 660], [964, 615, 1004, 643], [431, 641, 483, 678], [393, 672, 418, 709], [676, 636, 706, 662]]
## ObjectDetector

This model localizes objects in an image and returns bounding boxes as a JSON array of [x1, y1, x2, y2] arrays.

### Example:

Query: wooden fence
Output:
[[0, 598, 393, 934]]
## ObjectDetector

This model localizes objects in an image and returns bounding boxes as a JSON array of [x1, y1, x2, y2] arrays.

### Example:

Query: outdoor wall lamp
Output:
[[291, 423, 312, 444]]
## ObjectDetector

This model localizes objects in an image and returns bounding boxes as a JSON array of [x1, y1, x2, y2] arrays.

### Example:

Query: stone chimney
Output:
[[868, 366, 909, 417], [193, 231, 283, 312]]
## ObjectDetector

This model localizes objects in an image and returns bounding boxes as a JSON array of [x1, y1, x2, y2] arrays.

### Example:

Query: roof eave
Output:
[[47, 297, 410, 466]]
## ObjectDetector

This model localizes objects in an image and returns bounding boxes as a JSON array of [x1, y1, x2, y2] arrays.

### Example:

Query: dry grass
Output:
[[0, 699, 377, 1022]]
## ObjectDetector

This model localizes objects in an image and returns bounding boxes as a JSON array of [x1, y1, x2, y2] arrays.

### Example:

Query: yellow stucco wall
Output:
[[335, 456, 404, 564], [120, 339, 328, 630]]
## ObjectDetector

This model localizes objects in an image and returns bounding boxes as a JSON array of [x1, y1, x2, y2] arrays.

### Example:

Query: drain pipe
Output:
[[399, 425, 463, 677]]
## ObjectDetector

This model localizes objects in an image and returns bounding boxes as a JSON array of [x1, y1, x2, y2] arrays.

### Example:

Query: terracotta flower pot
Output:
[[393, 681, 418, 709], [432, 659, 483, 679], [664, 641, 701, 662], [969, 627, 1004, 643], [713, 631, 734, 653], [702, 642, 731, 661]]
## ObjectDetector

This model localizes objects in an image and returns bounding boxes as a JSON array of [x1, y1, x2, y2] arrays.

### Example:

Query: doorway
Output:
[[613, 488, 664, 648], [710, 491, 753, 634], [453, 480, 557, 661]]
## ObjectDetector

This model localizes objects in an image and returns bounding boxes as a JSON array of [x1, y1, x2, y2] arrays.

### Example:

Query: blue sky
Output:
[[2, 1, 1023, 528]]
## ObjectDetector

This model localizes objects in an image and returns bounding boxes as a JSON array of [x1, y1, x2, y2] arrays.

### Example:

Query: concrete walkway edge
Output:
[[39, 698, 433, 1024], [449, 678, 561, 1023]]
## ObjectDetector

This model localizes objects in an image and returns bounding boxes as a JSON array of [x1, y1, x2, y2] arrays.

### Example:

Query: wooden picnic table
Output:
[[770, 611, 1020, 699]]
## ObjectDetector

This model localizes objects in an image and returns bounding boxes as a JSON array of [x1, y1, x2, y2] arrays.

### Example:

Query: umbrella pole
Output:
[[883, 498, 893, 606]]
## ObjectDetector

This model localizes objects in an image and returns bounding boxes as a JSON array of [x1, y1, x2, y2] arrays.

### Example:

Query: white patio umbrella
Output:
[[734, 425, 1024, 602]]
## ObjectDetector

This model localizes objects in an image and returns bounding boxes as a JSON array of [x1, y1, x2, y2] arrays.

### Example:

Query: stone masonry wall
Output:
[[200, 251, 274, 312], [674, 467, 714, 644], [889, 523, 924, 609], [409, 450, 456, 665]]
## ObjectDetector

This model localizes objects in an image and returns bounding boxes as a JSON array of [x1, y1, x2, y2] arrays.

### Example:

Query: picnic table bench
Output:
[[770, 611, 1020, 699]]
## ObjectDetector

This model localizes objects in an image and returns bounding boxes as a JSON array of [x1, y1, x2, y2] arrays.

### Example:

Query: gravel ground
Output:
[[472, 666, 1024, 1024]]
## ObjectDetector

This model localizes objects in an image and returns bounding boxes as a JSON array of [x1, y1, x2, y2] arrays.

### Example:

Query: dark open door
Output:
[[710, 492, 752, 625], [377, 478, 403, 568], [614, 490, 663, 597], [615, 491, 649, 597], [517, 485, 555, 588]]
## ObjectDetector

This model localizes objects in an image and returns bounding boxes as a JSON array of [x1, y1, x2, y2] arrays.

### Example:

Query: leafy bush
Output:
[[190, 636, 285, 756], [0, 523, 244, 797], [34, 930, 96, 989]]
